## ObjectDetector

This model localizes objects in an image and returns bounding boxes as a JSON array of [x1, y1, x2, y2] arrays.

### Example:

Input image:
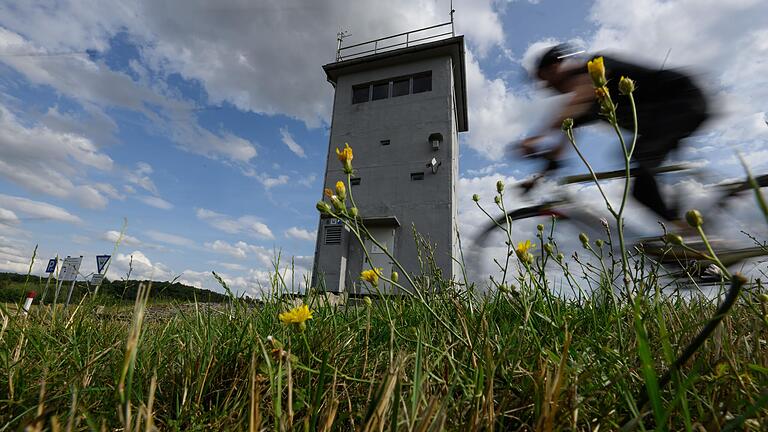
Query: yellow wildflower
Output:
[[279, 304, 313, 328], [587, 56, 606, 87], [336, 143, 354, 174], [515, 240, 535, 264], [516, 240, 534, 255], [360, 268, 383, 287], [335, 181, 346, 201]]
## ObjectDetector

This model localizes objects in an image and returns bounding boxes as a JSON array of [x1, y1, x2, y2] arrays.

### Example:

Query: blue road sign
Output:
[[45, 258, 57, 273], [96, 255, 111, 274]]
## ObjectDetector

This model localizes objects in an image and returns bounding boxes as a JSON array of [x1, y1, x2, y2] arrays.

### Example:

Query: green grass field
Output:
[[2, 255, 767, 431]]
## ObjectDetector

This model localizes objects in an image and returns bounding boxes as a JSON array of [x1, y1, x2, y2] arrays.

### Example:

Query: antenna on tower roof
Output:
[[450, 0, 456, 36], [336, 29, 351, 61]]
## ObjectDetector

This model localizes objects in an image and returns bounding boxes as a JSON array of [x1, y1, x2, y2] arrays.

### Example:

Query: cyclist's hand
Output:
[[518, 136, 543, 157]]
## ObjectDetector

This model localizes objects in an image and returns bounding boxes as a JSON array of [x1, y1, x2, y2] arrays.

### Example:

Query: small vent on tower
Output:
[[410, 172, 425, 181], [324, 225, 342, 244]]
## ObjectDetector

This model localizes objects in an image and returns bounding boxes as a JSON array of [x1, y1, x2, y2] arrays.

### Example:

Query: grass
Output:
[[1, 258, 767, 430]]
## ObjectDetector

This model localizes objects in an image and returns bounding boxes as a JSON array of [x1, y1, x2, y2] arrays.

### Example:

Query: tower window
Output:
[[392, 78, 410, 97], [350, 177, 361, 185], [412, 71, 432, 93], [324, 225, 342, 244], [352, 85, 369, 104], [410, 172, 424, 181], [380, 139, 390, 146], [372, 82, 389, 100]]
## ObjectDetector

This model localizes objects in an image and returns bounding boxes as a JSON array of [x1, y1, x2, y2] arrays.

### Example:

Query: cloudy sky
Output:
[[1, 0, 766, 295]]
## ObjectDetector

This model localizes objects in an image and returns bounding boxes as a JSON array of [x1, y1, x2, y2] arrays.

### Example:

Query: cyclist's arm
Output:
[[520, 73, 595, 156], [545, 73, 595, 131]]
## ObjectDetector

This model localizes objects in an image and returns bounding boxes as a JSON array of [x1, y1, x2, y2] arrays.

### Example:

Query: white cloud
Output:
[[0, 209, 20, 225], [145, 230, 196, 248], [0, 27, 258, 165], [0, 194, 81, 224], [254, 173, 290, 190], [136, 195, 174, 210], [101, 230, 141, 247], [298, 174, 318, 188], [0, 0, 505, 129], [0, 235, 37, 274], [280, 128, 306, 158], [125, 162, 158, 195], [196, 208, 274, 239], [285, 227, 316, 242], [204, 240, 273, 267], [107, 250, 174, 281], [0, 103, 114, 207]]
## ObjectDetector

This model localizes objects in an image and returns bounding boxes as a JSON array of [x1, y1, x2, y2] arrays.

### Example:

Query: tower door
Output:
[[363, 227, 395, 294]]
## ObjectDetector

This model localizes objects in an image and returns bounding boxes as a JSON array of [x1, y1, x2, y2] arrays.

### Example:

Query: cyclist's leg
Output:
[[632, 136, 679, 221]]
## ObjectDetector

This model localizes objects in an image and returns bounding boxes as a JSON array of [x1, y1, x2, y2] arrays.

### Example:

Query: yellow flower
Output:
[[360, 268, 383, 287], [515, 240, 535, 264], [587, 56, 606, 87], [516, 240, 534, 255], [279, 304, 313, 327], [335, 181, 346, 201], [335, 143, 354, 174], [594, 86, 610, 101]]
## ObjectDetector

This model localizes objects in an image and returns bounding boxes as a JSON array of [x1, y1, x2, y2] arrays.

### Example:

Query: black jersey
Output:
[[573, 55, 708, 138]]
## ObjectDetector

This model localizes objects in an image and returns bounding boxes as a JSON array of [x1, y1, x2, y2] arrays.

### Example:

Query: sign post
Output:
[[22, 291, 36, 316], [93, 255, 111, 295], [40, 257, 58, 305], [59, 256, 83, 308]]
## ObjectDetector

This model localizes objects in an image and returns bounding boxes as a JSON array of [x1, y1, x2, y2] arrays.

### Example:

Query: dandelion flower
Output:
[[587, 56, 606, 87], [515, 240, 535, 263], [335, 181, 346, 201], [360, 268, 383, 287], [336, 143, 354, 174], [279, 304, 313, 327]]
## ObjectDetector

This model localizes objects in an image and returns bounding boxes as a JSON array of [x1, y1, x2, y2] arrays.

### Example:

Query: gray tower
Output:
[[312, 27, 468, 295]]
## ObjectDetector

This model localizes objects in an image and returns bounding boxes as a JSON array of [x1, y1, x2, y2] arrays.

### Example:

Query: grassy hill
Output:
[[0, 271, 229, 304]]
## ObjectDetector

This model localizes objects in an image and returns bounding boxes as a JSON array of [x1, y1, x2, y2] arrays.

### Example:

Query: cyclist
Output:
[[519, 44, 710, 230]]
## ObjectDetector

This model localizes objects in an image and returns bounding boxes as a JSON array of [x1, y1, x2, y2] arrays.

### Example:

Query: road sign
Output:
[[59, 256, 82, 282], [45, 258, 57, 273], [91, 273, 105, 287], [96, 255, 111, 274]]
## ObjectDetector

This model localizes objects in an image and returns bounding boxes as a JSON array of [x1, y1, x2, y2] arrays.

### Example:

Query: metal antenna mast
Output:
[[336, 29, 351, 61], [450, 0, 455, 36]]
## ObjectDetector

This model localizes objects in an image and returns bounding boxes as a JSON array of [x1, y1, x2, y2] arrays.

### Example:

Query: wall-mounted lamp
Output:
[[426, 157, 441, 174], [428, 133, 443, 151]]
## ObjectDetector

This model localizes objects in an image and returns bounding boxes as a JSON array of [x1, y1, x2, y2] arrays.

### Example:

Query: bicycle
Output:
[[474, 155, 768, 281]]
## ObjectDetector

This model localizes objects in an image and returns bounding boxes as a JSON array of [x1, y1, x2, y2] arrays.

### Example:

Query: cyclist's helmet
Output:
[[536, 43, 581, 78]]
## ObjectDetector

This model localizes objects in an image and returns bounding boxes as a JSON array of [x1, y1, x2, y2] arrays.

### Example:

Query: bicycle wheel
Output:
[[473, 203, 569, 246]]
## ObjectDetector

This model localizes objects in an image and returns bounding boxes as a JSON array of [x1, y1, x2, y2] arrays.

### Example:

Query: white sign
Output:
[[96, 255, 111, 274], [91, 273, 105, 287], [59, 256, 82, 282]]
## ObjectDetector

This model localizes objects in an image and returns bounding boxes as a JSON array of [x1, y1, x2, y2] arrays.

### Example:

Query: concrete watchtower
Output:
[[312, 24, 468, 294]]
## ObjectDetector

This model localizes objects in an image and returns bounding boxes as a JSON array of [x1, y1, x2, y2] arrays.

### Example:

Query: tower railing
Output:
[[336, 21, 454, 62]]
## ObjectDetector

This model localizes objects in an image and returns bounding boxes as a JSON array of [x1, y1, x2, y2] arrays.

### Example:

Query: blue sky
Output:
[[1, 0, 766, 295]]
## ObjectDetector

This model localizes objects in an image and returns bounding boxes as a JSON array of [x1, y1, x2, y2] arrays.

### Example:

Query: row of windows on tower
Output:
[[352, 71, 432, 104], [344, 173, 424, 186]]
